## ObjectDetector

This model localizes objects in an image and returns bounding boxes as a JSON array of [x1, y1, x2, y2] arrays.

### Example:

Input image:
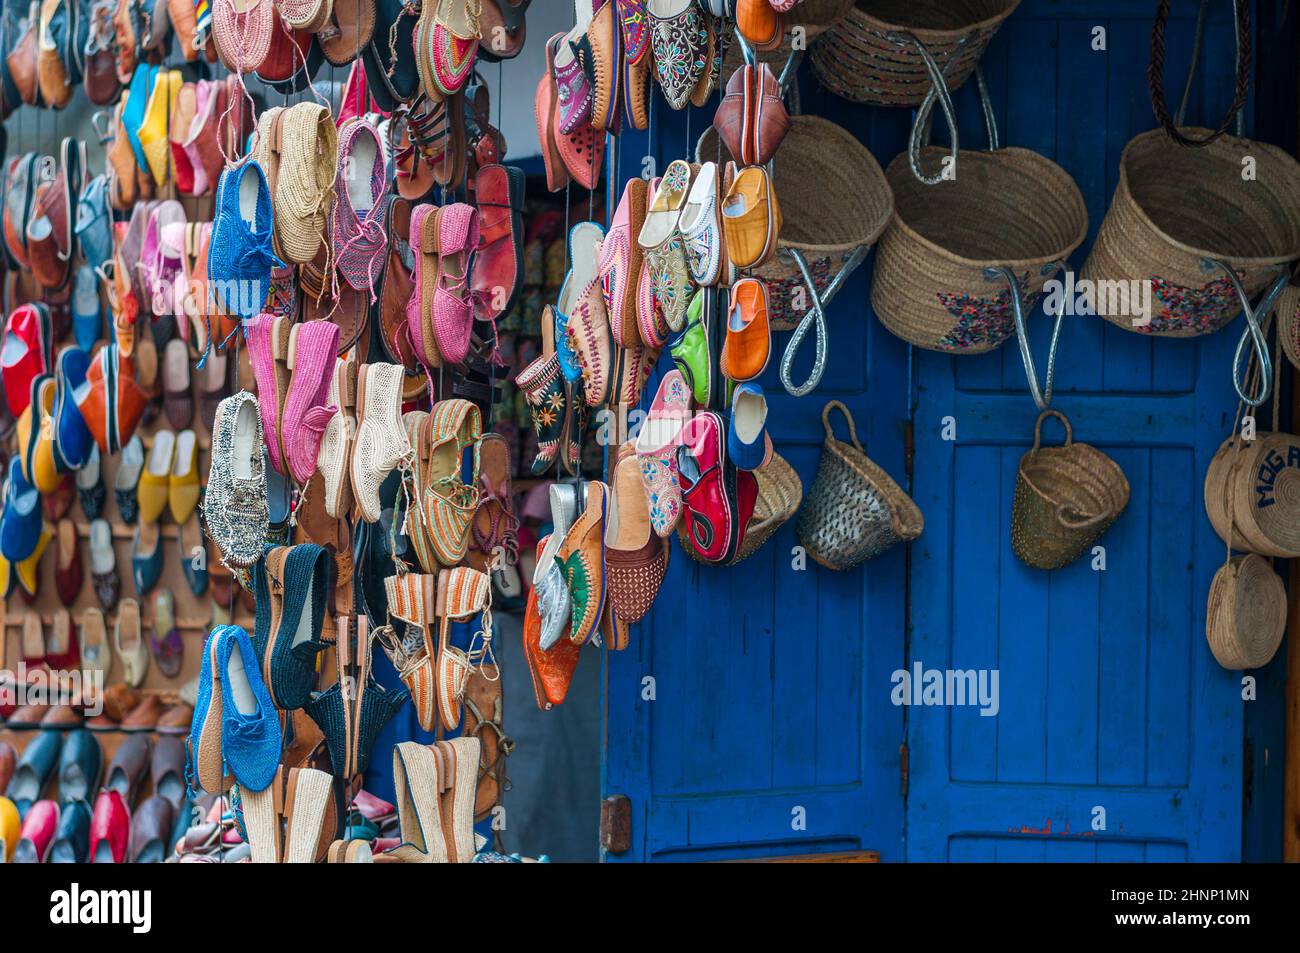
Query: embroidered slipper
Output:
[[639, 160, 695, 332], [523, 536, 581, 709], [556, 480, 608, 646], [647, 0, 707, 110], [599, 177, 647, 347], [535, 34, 571, 193], [678, 159, 725, 287], [621, 0, 651, 131], [427, 0, 480, 98], [634, 368, 691, 536]]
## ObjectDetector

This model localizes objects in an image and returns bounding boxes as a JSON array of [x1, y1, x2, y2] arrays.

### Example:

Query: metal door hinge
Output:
[[600, 794, 631, 854], [899, 743, 909, 798]]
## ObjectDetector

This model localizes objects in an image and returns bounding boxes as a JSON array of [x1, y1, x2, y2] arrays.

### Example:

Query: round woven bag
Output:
[[1205, 554, 1286, 670], [678, 451, 804, 566], [1272, 280, 1300, 370], [1203, 431, 1300, 558], [810, 0, 1019, 106], [796, 400, 923, 570], [871, 146, 1087, 353], [696, 115, 893, 331], [1010, 409, 1130, 571], [1080, 129, 1300, 337]]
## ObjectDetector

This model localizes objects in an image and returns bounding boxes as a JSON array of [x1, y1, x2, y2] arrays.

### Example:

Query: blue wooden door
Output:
[[604, 0, 1270, 862], [602, 102, 914, 863], [906, 0, 1252, 862]]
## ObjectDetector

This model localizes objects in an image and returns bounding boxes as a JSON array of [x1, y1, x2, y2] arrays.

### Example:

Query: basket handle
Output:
[[1149, 0, 1250, 147], [1032, 408, 1074, 451], [1057, 504, 1110, 530], [989, 263, 1066, 411], [779, 245, 870, 397], [822, 399, 865, 453], [1216, 259, 1288, 407]]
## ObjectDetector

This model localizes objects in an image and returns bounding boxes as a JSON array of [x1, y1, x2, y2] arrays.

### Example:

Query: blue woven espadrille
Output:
[[207, 161, 283, 322]]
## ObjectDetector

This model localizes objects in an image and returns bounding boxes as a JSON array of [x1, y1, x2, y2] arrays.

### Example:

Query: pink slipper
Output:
[[432, 203, 480, 366], [633, 368, 692, 537], [245, 312, 288, 475], [282, 319, 341, 484]]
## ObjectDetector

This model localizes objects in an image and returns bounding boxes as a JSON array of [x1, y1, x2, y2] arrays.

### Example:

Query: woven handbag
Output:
[[1277, 281, 1300, 371], [796, 400, 922, 570], [696, 115, 893, 331], [1203, 431, 1300, 558], [871, 145, 1087, 353], [1010, 409, 1129, 571], [810, 0, 1019, 107], [678, 450, 803, 566], [1206, 554, 1286, 670]]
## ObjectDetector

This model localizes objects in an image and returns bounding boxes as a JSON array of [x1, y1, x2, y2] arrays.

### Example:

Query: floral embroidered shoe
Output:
[[350, 362, 412, 523], [647, 0, 708, 110], [205, 391, 269, 569], [531, 502, 572, 651], [556, 480, 607, 646], [516, 347, 566, 476], [678, 160, 725, 287], [282, 320, 341, 485], [634, 368, 691, 536], [332, 119, 392, 300], [566, 277, 613, 409], [638, 159, 695, 332], [605, 441, 668, 624]]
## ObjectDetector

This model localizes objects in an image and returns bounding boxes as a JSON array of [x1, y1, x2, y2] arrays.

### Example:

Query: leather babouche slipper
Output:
[[556, 480, 608, 646], [522, 534, 581, 709], [535, 34, 571, 193], [471, 163, 526, 325], [600, 177, 648, 348], [476, 0, 527, 63], [722, 160, 782, 270], [677, 410, 759, 564], [678, 160, 727, 288], [606, 440, 669, 625], [719, 275, 771, 382]]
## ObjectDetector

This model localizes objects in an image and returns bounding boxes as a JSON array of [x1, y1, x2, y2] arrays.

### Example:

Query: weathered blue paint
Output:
[[605, 0, 1292, 862]]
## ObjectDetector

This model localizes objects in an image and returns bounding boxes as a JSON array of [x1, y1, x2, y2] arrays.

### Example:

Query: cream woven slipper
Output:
[[391, 741, 448, 862], [283, 766, 334, 863], [114, 598, 149, 687], [316, 356, 355, 517], [434, 737, 479, 863], [350, 362, 411, 523], [240, 781, 280, 863]]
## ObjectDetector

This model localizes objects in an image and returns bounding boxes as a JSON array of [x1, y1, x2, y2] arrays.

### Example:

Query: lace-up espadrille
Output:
[[316, 355, 356, 518], [210, 0, 273, 73], [216, 625, 281, 792], [430, 203, 480, 367], [244, 312, 290, 475], [207, 161, 282, 321], [205, 391, 268, 568], [272, 102, 338, 266], [422, 399, 482, 567], [434, 567, 493, 732], [332, 119, 392, 300], [350, 362, 412, 523], [378, 575, 439, 731]]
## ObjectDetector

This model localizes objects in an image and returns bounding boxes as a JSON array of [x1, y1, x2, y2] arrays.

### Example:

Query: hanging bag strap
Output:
[[991, 262, 1067, 411], [822, 399, 864, 452], [1148, 0, 1251, 148]]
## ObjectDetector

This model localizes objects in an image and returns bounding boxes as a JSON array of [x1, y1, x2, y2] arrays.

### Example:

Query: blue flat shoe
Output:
[[217, 626, 281, 793], [53, 346, 93, 472], [48, 798, 91, 863], [5, 730, 62, 803], [728, 382, 772, 472], [57, 729, 102, 804], [0, 457, 42, 562], [122, 64, 157, 175], [207, 161, 282, 321], [71, 265, 103, 351]]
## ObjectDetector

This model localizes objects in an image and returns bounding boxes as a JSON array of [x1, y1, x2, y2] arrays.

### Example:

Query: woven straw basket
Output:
[[1203, 431, 1300, 558], [1011, 410, 1130, 571], [1206, 554, 1287, 670], [871, 146, 1087, 353], [810, 0, 1020, 106], [696, 115, 893, 331], [679, 451, 803, 566], [1080, 129, 1300, 337], [797, 400, 923, 570], [1273, 280, 1300, 370]]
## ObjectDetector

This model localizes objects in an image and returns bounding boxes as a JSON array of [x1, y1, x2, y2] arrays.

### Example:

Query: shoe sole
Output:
[[195, 630, 230, 793]]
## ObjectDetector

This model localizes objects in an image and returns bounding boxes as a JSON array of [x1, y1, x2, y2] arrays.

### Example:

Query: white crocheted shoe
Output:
[[316, 356, 356, 518], [350, 362, 411, 523]]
